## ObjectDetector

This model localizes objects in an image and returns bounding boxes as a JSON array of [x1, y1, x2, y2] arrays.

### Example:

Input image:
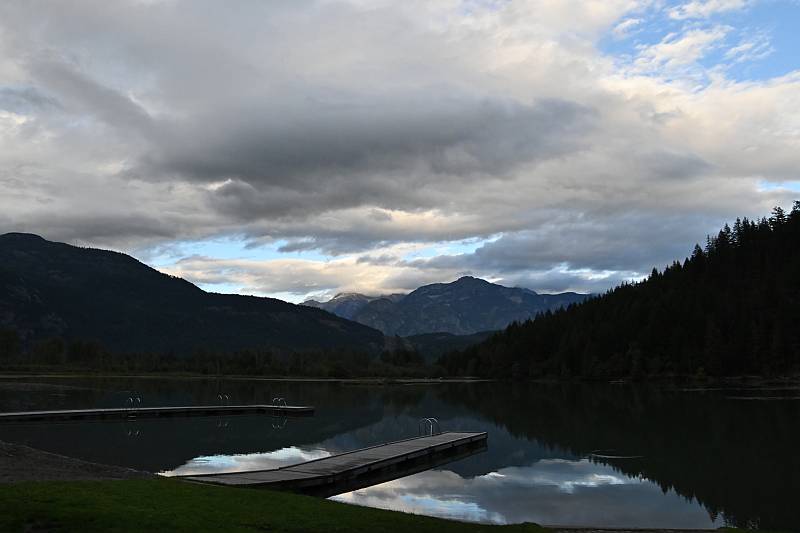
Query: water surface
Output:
[[0, 377, 796, 529]]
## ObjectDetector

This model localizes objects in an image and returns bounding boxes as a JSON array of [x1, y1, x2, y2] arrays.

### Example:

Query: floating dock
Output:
[[180, 431, 488, 497], [0, 404, 314, 423]]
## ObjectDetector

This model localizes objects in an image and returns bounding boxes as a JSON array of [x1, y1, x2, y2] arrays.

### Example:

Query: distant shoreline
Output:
[[0, 371, 798, 388], [0, 372, 490, 384]]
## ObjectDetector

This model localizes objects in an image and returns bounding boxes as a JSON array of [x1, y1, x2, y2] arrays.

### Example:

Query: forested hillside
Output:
[[0, 233, 385, 359], [440, 204, 800, 378]]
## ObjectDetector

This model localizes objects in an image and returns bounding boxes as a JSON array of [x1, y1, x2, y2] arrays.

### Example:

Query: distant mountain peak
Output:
[[319, 276, 590, 336], [452, 275, 486, 284], [302, 292, 381, 320], [330, 292, 372, 300]]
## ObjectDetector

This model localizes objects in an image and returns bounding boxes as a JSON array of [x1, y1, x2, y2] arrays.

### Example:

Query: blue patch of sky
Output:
[[599, 7, 682, 59], [147, 236, 330, 269], [723, 0, 800, 80], [441, 235, 499, 255], [757, 179, 800, 193], [150, 235, 499, 269], [598, 0, 800, 82], [401, 235, 499, 262]]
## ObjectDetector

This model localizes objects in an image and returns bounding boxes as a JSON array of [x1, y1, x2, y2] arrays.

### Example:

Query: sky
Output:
[[1, 0, 798, 303]]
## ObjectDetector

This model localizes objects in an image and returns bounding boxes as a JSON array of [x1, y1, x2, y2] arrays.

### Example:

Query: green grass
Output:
[[0, 478, 544, 532]]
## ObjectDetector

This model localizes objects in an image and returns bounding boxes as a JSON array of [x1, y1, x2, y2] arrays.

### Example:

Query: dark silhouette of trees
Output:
[[440, 204, 800, 378], [0, 338, 444, 378]]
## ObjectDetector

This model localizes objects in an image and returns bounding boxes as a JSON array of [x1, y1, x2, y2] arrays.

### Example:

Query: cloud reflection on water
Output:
[[332, 459, 722, 528], [160, 446, 331, 476]]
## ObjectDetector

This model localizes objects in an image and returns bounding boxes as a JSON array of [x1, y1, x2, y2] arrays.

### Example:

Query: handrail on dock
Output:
[[418, 417, 441, 436]]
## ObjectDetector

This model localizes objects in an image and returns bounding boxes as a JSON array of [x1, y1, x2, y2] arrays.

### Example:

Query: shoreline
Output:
[[0, 372, 489, 384], [0, 371, 798, 388], [0, 440, 152, 483]]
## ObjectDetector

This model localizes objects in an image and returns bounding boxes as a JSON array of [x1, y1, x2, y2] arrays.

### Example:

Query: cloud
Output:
[[0, 86, 60, 112], [27, 56, 154, 137], [0, 0, 798, 301], [725, 31, 774, 63], [149, 97, 594, 187], [612, 18, 643, 39], [668, 0, 751, 20], [632, 26, 731, 74], [162, 253, 410, 298]]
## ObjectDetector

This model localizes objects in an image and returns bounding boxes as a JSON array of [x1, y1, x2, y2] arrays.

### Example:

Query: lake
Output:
[[0, 377, 796, 529]]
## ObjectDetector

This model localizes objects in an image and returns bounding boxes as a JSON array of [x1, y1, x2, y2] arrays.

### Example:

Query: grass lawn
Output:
[[0, 478, 545, 532]]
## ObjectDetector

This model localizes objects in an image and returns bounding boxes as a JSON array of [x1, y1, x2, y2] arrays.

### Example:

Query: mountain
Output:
[[303, 292, 403, 320], [0, 233, 384, 356], [440, 204, 800, 378], [308, 277, 589, 336]]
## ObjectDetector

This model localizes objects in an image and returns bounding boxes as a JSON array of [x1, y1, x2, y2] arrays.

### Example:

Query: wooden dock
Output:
[[181, 431, 488, 497], [0, 404, 314, 423]]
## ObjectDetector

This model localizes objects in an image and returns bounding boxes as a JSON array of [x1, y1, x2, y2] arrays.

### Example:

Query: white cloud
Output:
[[632, 26, 731, 75], [668, 0, 751, 20], [612, 18, 643, 39], [161, 248, 429, 300], [725, 31, 774, 63]]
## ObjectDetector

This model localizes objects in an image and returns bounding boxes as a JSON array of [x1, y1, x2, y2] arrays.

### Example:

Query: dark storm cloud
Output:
[[205, 175, 432, 221], [146, 97, 594, 188]]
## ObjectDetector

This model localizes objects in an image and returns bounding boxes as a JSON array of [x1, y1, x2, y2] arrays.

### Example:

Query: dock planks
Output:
[[0, 404, 314, 423], [180, 431, 487, 496]]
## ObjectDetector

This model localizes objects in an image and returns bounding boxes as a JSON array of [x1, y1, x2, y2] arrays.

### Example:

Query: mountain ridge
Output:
[[0, 233, 385, 356], [305, 275, 589, 336]]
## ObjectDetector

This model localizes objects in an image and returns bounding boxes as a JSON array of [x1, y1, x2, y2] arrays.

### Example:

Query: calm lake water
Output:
[[0, 377, 797, 529]]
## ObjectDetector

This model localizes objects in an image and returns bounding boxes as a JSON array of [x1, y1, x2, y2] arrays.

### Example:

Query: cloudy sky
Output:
[[1, 0, 798, 302]]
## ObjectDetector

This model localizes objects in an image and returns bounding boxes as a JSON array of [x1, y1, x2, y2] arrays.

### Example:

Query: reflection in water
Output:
[[162, 446, 331, 476], [0, 377, 796, 529], [333, 459, 721, 528]]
